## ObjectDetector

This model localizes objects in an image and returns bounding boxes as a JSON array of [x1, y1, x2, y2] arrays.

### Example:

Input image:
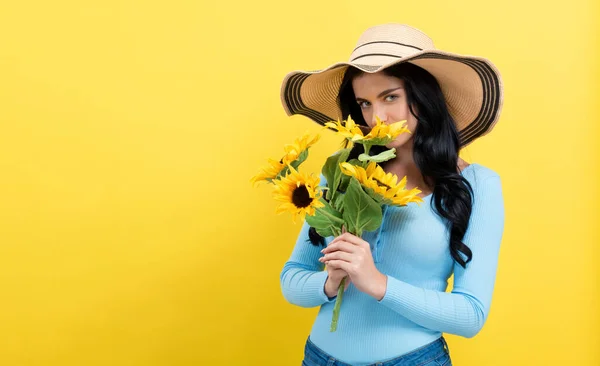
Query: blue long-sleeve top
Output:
[[280, 163, 505, 365]]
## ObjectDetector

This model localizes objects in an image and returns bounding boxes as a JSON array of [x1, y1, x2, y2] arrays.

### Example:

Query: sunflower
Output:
[[250, 133, 320, 186], [272, 166, 325, 222], [250, 158, 287, 186], [281, 133, 320, 165], [324, 116, 365, 142], [362, 116, 411, 146], [339, 161, 423, 206], [325, 116, 410, 146]]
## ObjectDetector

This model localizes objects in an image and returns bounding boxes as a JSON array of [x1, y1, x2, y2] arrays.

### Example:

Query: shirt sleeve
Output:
[[377, 174, 505, 338], [279, 174, 337, 308]]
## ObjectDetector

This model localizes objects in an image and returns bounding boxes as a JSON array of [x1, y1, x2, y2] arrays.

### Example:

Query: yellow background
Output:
[[0, 0, 598, 365]]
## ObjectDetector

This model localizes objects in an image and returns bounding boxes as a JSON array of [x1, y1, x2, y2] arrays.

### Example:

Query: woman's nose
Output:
[[371, 107, 387, 124]]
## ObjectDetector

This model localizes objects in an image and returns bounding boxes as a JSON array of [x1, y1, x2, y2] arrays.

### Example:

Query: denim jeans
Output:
[[302, 336, 452, 366]]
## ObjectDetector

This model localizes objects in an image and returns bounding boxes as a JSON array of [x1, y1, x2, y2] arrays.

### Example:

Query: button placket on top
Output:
[[372, 205, 389, 263]]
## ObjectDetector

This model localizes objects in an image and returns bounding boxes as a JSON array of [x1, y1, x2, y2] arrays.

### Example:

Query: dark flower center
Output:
[[374, 178, 391, 189], [292, 185, 312, 208]]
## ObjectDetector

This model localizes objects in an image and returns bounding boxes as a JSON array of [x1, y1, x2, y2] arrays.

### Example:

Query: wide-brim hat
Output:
[[280, 24, 503, 147]]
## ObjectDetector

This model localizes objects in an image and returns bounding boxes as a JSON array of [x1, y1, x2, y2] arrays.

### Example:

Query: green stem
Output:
[[362, 144, 372, 168], [331, 226, 342, 237], [330, 277, 346, 332], [363, 144, 371, 156], [327, 185, 335, 202]]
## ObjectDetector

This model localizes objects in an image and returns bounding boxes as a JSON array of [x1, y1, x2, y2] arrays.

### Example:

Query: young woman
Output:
[[279, 24, 505, 366]]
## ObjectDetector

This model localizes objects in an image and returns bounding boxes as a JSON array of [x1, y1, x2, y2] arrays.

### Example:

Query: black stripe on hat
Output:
[[352, 64, 380, 72], [352, 41, 423, 52], [351, 53, 402, 62]]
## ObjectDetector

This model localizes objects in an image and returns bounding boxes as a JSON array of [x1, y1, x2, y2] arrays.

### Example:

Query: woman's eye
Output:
[[358, 101, 370, 109], [385, 95, 398, 102]]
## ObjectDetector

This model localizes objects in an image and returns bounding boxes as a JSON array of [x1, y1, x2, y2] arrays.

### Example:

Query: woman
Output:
[[279, 24, 505, 366]]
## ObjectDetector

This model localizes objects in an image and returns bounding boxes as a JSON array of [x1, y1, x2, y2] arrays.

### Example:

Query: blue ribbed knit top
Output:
[[280, 163, 505, 365]]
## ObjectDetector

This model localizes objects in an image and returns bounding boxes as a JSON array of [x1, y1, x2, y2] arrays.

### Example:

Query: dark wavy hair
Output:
[[308, 63, 475, 268]]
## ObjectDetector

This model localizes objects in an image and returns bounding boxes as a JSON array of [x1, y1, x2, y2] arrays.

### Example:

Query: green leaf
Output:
[[342, 178, 383, 236], [289, 149, 309, 170], [274, 165, 290, 181], [274, 149, 312, 181], [367, 138, 391, 146], [338, 159, 360, 192], [322, 148, 351, 200], [304, 199, 345, 232], [331, 192, 345, 214], [364, 187, 387, 206], [322, 155, 337, 200], [358, 148, 396, 163], [331, 149, 351, 197], [322, 150, 345, 186], [339, 173, 351, 193], [315, 226, 335, 238]]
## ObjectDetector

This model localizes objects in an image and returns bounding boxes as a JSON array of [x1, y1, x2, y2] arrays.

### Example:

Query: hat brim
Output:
[[280, 50, 503, 147]]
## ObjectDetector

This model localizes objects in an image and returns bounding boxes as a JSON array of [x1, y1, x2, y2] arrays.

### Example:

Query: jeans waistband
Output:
[[304, 336, 450, 366]]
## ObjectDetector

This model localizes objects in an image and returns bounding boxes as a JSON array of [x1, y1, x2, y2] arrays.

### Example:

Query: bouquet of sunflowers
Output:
[[251, 116, 423, 332]]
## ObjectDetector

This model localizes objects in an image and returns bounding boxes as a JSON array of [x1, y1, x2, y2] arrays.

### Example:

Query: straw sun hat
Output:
[[280, 24, 503, 147]]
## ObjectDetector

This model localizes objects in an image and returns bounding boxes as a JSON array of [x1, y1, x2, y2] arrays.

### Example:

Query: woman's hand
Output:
[[323, 266, 351, 299], [319, 232, 388, 300]]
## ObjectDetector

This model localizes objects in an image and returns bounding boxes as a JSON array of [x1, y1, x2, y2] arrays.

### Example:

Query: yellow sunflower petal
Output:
[[339, 161, 423, 207], [281, 132, 320, 166], [325, 116, 366, 141], [360, 117, 411, 145], [250, 158, 287, 186]]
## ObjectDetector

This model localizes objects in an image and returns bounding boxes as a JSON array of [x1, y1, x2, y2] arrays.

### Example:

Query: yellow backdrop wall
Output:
[[0, 1, 598, 365]]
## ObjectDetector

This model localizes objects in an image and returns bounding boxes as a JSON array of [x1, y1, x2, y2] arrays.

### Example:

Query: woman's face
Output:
[[351, 72, 417, 150]]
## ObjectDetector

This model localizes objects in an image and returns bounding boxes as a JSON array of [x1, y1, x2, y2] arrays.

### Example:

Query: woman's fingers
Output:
[[322, 240, 357, 255], [325, 259, 352, 274], [329, 232, 370, 249], [319, 250, 352, 264], [330, 232, 368, 247]]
